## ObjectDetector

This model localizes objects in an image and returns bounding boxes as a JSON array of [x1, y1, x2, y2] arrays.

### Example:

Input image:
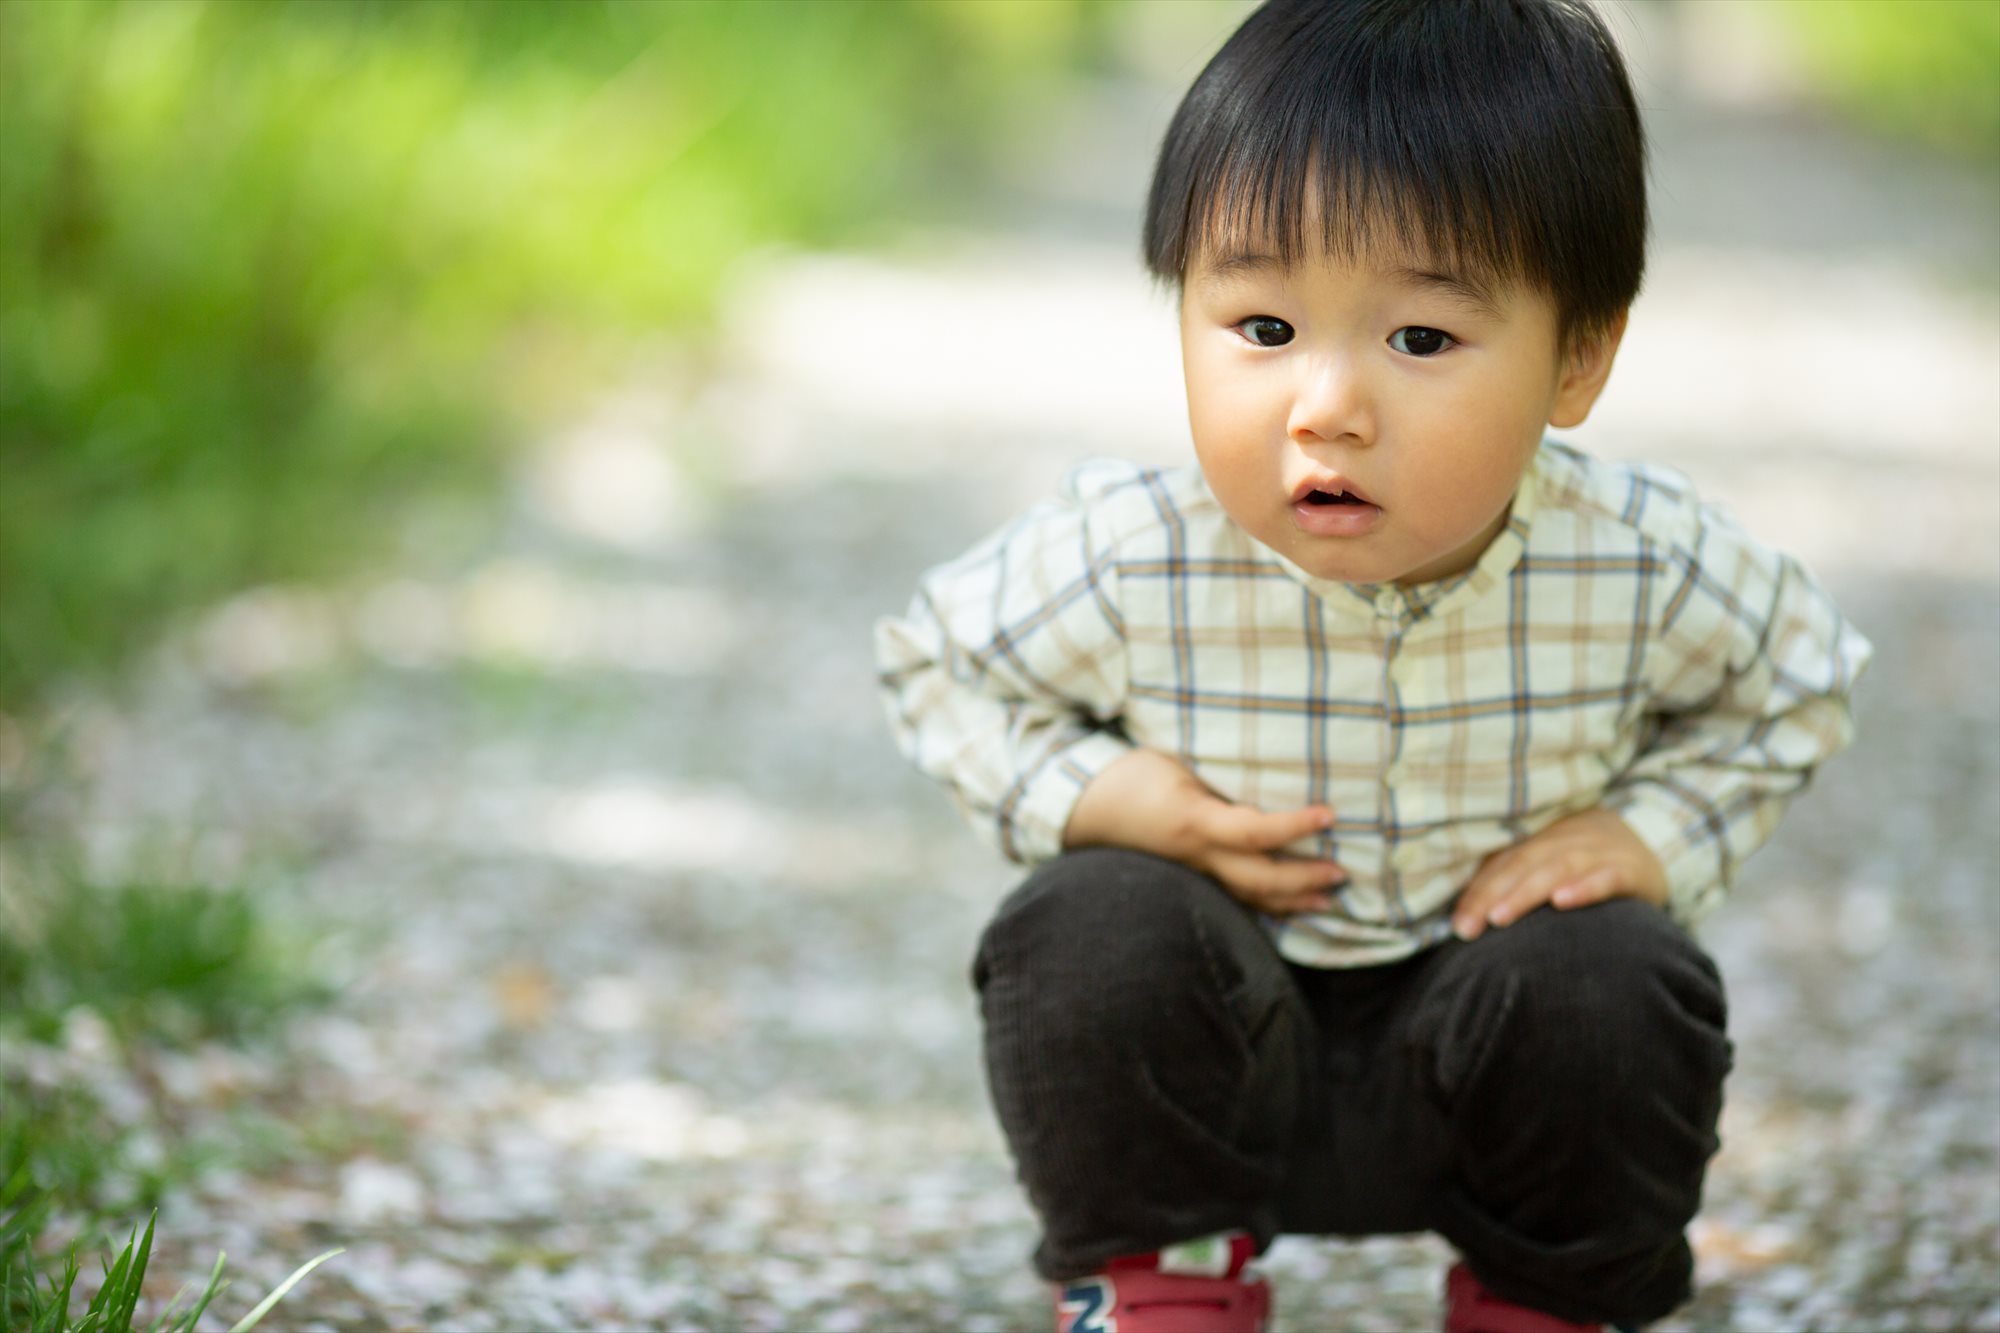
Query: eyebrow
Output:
[[1193, 254, 1505, 320], [1193, 252, 1288, 293], [1389, 266, 1505, 320]]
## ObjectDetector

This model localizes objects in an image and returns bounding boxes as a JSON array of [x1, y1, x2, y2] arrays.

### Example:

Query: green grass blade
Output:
[[159, 1251, 230, 1333], [143, 1280, 188, 1333], [225, 1248, 342, 1333], [143, 1250, 224, 1333], [113, 1212, 158, 1331], [31, 1248, 80, 1333], [84, 1223, 142, 1327]]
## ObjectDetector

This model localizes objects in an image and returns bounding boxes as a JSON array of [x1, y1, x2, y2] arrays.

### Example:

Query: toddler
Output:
[[875, 1, 1870, 1329]]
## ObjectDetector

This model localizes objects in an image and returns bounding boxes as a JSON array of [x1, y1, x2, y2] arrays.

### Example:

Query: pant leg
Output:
[[1410, 899, 1733, 1326], [971, 848, 1317, 1281]]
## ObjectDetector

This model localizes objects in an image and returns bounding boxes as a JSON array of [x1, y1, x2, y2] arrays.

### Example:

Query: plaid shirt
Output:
[[876, 440, 1871, 967]]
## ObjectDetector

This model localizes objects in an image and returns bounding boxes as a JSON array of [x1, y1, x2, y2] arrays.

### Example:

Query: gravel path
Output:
[[26, 15, 2000, 1333]]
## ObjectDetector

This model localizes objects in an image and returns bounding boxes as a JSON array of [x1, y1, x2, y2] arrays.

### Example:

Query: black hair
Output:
[[1142, 0, 1646, 344]]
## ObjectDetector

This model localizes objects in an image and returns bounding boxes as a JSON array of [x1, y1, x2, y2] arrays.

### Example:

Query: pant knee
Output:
[[1426, 900, 1732, 1100], [975, 849, 1232, 994], [973, 848, 1291, 1053], [1475, 900, 1723, 1020]]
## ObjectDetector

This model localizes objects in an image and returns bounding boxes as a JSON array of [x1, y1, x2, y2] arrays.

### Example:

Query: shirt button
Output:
[[1374, 589, 1401, 618]]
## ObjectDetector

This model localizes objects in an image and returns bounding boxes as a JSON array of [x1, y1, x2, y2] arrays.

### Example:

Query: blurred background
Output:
[[2, 2, 1995, 1330]]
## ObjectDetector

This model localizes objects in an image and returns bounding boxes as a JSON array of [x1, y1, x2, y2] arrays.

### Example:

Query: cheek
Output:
[[1183, 355, 1257, 449], [1402, 385, 1545, 521], [1440, 374, 1544, 456]]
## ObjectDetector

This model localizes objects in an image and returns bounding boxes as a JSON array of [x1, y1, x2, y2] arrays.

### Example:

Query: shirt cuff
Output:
[[1602, 785, 1727, 926], [1000, 730, 1135, 864]]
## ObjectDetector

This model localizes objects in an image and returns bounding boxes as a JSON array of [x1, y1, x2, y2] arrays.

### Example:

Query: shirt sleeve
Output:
[[873, 477, 1133, 864], [1603, 503, 1873, 924]]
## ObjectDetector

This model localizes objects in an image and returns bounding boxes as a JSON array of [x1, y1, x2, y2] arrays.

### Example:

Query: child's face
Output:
[[1178, 243, 1621, 586]]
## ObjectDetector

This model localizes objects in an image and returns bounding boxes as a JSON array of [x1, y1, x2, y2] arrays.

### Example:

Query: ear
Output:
[[1548, 310, 1628, 429]]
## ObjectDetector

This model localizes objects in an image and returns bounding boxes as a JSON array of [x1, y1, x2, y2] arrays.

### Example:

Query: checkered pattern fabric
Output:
[[876, 441, 1870, 967]]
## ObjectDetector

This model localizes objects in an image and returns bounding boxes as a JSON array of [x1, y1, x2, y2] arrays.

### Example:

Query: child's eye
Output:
[[1389, 326, 1455, 357], [1234, 316, 1294, 348]]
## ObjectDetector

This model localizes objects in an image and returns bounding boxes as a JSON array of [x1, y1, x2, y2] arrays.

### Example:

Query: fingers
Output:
[[1172, 793, 1341, 915], [1454, 846, 1554, 939], [1198, 798, 1342, 916], [1481, 860, 1570, 931], [1455, 858, 1625, 940], [1451, 852, 1511, 940], [1450, 809, 1668, 941], [1207, 849, 1346, 917], [1551, 866, 1621, 910], [1198, 798, 1335, 853]]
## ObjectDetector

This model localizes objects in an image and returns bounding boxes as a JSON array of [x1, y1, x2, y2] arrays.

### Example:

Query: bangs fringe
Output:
[[1144, 0, 1646, 342]]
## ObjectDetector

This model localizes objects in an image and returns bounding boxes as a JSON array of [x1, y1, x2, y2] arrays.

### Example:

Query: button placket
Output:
[[1378, 594, 1407, 909]]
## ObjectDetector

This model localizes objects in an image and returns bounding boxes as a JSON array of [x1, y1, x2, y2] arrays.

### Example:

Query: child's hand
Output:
[[1451, 807, 1668, 940], [1063, 748, 1345, 916]]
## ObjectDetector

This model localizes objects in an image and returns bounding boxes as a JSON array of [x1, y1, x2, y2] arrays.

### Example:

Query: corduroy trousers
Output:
[[972, 848, 1733, 1327]]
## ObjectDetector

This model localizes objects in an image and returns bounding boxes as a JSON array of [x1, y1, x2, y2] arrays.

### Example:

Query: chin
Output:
[[1293, 550, 1394, 584]]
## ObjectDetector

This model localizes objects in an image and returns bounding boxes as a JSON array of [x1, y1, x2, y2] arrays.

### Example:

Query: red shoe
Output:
[[1442, 1262, 1613, 1333], [1054, 1234, 1271, 1333]]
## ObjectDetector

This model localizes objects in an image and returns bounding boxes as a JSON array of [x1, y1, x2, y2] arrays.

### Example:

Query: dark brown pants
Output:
[[972, 848, 1732, 1327]]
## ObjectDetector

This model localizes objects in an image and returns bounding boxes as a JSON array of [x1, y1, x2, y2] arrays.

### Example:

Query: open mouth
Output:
[[1291, 475, 1377, 509], [1290, 474, 1382, 535]]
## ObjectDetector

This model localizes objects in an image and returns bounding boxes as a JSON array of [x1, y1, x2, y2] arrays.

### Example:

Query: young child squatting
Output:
[[875, 2, 1870, 1330]]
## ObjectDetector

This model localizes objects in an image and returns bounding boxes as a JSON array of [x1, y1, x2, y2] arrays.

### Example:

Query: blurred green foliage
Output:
[[0, 866, 326, 1046], [0, 849, 331, 1322], [1776, 0, 2000, 157], [0, 0, 1103, 707]]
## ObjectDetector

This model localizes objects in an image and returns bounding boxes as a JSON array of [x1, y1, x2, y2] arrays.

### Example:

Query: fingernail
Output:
[[1317, 808, 1336, 828], [1488, 908, 1511, 928], [1452, 917, 1477, 941]]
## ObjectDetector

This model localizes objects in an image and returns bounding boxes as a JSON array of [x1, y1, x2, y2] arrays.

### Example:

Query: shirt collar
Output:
[[1257, 445, 1544, 626]]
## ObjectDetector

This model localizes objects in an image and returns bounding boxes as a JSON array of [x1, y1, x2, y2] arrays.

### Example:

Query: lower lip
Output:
[[1292, 499, 1383, 536]]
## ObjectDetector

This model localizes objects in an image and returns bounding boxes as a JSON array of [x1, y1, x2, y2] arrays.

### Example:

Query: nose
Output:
[[1287, 353, 1374, 446]]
